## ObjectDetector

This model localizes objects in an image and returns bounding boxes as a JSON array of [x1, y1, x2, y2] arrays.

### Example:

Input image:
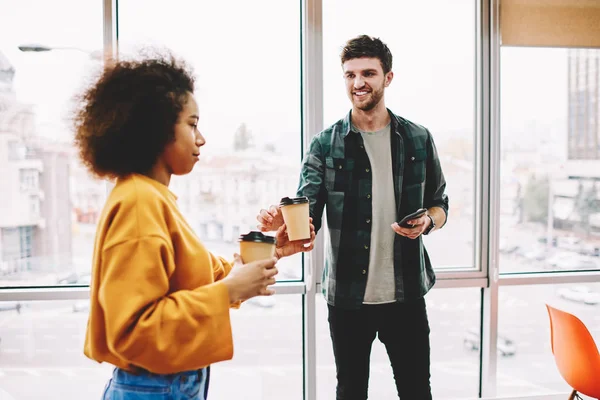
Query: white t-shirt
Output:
[[355, 123, 397, 304]]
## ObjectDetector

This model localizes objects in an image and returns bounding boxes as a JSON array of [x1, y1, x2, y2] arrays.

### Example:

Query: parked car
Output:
[[244, 296, 276, 308], [0, 301, 22, 314], [72, 300, 90, 313], [557, 286, 600, 305], [521, 247, 547, 261], [58, 272, 91, 285], [547, 253, 598, 270], [463, 328, 516, 356]]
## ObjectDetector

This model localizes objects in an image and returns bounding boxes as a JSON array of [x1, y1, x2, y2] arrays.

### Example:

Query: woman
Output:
[[73, 52, 315, 399]]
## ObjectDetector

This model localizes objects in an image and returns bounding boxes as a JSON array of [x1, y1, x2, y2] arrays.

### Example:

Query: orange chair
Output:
[[546, 304, 600, 400]]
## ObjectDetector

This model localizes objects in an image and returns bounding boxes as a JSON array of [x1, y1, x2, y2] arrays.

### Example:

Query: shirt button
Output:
[[338, 165, 342, 169], [360, 144, 364, 148], [411, 156, 415, 161], [364, 245, 369, 250], [366, 219, 371, 224], [362, 269, 367, 275], [365, 168, 370, 173], [367, 194, 371, 199]]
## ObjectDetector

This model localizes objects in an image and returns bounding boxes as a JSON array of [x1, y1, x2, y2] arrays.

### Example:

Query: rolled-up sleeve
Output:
[[424, 129, 449, 226], [296, 136, 327, 232]]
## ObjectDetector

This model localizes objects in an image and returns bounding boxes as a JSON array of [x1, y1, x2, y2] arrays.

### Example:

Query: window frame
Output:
[[4, 1, 600, 399]]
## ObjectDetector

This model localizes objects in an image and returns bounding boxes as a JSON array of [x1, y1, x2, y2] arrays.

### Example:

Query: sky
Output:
[[0, 0, 569, 161]]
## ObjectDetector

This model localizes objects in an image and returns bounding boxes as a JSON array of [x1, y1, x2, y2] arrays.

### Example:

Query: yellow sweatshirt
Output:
[[84, 173, 234, 374]]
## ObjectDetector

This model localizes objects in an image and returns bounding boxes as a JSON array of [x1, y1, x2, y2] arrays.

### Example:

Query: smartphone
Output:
[[398, 208, 427, 228]]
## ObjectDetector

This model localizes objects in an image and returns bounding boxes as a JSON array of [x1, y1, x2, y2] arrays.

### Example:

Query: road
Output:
[[1, 283, 598, 400]]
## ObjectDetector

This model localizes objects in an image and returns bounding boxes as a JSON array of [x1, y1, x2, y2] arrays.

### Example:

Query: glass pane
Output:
[[497, 283, 600, 397], [0, 296, 302, 399], [323, 0, 477, 269], [316, 288, 481, 399], [0, 0, 105, 287], [117, 0, 304, 281], [500, 47, 600, 273], [0, 300, 111, 399], [211, 295, 302, 399]]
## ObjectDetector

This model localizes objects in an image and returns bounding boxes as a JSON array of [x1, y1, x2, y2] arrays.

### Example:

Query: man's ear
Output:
[[385, 71, 394, 87]]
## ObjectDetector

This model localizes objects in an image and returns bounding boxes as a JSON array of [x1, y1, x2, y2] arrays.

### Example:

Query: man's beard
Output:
[[353, 86, 384, 111]]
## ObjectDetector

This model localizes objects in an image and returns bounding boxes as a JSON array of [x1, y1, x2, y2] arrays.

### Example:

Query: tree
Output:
[[575, 183, 600, 235], [522, 174, 549, 223], [263, 143, 276, 153], [233, 123, 253, 151]]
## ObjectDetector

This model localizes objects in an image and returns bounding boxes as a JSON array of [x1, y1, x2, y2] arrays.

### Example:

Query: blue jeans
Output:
[[102, 366, 210, 400]]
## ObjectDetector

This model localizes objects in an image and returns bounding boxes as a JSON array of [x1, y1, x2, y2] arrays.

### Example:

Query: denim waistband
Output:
[[113, 367, 205, 384], [108, 366, 210, 399]]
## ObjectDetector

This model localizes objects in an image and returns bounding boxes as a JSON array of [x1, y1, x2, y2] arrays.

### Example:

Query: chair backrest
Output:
[[546, 304, 600, 399]]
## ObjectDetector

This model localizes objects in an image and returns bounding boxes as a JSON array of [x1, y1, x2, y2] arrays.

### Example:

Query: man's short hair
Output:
[[340, 35, 393, 74]]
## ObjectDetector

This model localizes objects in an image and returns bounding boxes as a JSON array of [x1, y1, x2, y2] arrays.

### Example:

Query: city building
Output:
[[0, 51, 72, 278], [555, 49, 600, 236]]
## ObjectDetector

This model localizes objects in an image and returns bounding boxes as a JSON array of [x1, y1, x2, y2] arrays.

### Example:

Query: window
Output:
[[0, 0, 103, 287], [322, 0, 477, 269], [19, 169, 38, 192], [0, 297, 303, 399], [212, 296, 303, 399], [315, 288, 481, 399], [497, 284, 600, 397], [117, 0, 304, 279], [500, 47, 600, 273]]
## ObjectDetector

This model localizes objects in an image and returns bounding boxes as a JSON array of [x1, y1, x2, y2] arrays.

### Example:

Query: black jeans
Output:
[[328, 298, 431, 400]]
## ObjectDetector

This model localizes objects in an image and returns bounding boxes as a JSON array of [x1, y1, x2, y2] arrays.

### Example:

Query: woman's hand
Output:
[[274, 218, 316, 259], [222, 254, 278, 304]]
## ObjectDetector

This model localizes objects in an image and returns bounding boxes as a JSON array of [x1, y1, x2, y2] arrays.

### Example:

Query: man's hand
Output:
[[257, 205, 285, 232], [275, 218, 316, 259], [391, 213, 431, 240]]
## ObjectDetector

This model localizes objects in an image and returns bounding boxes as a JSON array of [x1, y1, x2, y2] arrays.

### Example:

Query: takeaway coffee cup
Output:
[[279, 196, 310, 241], [239, 231, 277, 263]]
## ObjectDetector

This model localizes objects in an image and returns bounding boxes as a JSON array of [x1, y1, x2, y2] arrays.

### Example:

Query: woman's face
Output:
[[162, 92, 205, 176]]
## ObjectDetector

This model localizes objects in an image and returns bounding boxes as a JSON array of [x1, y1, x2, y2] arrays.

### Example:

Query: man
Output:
[[257, 35, 448, 400]]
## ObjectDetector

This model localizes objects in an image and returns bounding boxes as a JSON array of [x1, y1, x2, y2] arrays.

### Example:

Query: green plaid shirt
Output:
[[297, 110, 449, 309]]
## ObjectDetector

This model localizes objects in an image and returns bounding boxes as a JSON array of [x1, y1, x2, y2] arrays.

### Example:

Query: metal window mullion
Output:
[[480, 0, 501, 397], [0, 281, 306, 302], [433, 277, 487, 289], [302, 0, 323, 399], [499, 271, 600, 286]]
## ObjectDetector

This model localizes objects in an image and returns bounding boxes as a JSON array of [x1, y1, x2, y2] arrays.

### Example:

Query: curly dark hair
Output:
[[73, 52, 195, 179], [340, 35, 393, 74]]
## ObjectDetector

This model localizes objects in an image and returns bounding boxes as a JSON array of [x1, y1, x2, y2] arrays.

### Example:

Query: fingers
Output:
[[233, 253, 243, 266], [257, 206, 281, 231], [265, 277, 277, 286], [391, 222, 423, 239], [257, 224, 269, 232], [257, 206, 278, 223], [256, 210, 272, 231], [256, 210, 269, 224], [257, 275, 277, 297], [259, 287, 276, 296], [264, 266, 279, 278], [276, 223, 287, 235]]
